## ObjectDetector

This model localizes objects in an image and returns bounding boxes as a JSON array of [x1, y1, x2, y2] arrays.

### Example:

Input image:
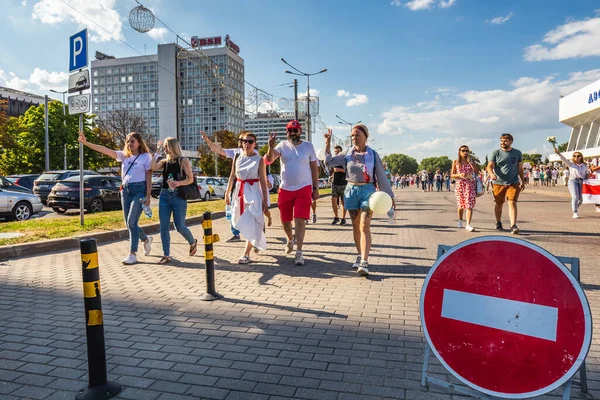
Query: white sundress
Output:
[[231, 154, 267, 251]]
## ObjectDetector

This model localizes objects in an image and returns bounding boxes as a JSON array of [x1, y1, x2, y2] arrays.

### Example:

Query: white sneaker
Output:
[[122, 254, 137, 265], [465, 225, 475, 232], [143, 237, 153, 256], [294, 251, 305, 266], [285, 236, 296, 254], [357, 260, 369, 276], [457, 220, 463, 228], [238, 255, 250, 264], [573, 213, 580, 219], [596, 207, 600, 213], [352, 255, 361, 269]]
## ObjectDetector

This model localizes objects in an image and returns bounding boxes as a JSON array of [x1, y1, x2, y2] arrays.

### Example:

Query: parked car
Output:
[[47, 175, 122, 213], [269, 174, 281, 194], [197, 177, 227, 200], [0, 189, 43, 221], [318, 178, 330, 189], [34, 170, 99, 204], [6, 174, 40, 191], [0, 176, 33, 194]]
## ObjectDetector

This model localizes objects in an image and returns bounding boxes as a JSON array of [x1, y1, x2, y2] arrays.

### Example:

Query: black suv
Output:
[[0, 176, 33, 194], [47, 175, 122, 213], [6, 174, 39, 191], [34, 170, 99, 204]]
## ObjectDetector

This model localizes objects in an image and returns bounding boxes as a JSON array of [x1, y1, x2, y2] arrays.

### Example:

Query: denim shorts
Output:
[[344, 183, 375, 211]]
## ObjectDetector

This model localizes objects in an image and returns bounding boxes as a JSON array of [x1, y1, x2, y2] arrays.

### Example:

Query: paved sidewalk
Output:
[[0, 187, 599, 400]]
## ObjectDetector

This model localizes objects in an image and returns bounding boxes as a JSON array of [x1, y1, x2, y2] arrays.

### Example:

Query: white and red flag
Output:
[[582, 179, 600, 204]]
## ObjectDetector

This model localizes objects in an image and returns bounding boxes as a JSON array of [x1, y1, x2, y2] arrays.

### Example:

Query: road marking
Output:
[[441, 289, 558, 341]]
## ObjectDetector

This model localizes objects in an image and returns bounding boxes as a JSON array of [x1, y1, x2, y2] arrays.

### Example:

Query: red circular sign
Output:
[[421, 237, 592, 398]]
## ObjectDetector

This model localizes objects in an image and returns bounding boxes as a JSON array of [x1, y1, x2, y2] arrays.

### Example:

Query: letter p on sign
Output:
[[69, 29, 88, 73]]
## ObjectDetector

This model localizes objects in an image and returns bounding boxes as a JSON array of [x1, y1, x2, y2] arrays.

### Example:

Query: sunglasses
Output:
[[240, 139, 255, 144], [574, 155, 582, 158], [287, 128, 299, 133], [460, 149, 469, 153]]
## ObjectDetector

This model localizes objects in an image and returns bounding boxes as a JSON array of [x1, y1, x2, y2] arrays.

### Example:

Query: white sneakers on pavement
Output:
[[357, 260, 369, 276], [457, 219, 463, 228], [143, 237, 153, 256], [122, 254, 138, 265], [352, 255, 361, 269], [294, 251, 305, 266], [465, 225, 475, 232], [573, 213, 580, 219]]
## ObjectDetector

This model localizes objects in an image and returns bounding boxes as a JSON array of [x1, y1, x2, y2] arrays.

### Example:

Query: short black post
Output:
[[200, 212, 222, 301], [76, 238, 121, 400]]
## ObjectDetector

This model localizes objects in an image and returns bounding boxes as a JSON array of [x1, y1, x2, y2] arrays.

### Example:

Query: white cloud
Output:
[[391, 0, 456, 11], [346, 94, 369, 107], [524, 16, 600, 61], [377, 69, 600, 140], [147, 27, 168, 42], [22, 0, 27, 6], [32, 0, 124, 43], [336, 89, 350, 97], [298, 88, 320, 98], [0, 67, 68, 93], [487, 12, 513, 25]]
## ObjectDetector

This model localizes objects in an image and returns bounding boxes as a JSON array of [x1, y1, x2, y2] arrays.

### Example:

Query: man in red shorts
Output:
[[266, 120, 319, 266]]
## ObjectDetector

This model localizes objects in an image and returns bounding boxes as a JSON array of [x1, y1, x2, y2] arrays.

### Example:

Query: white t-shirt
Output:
[[224, 148, 258, 159], [274, 141, 317, 191], [116, 151, 152, 185]]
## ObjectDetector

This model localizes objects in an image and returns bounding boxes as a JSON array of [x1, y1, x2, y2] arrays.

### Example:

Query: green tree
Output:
[[522, 153, 542, 165], [258, 144, 280, 174], [382, 153, 419, 175], [557, 142, 568, 152], [418, 156, 453, 173], [197, 130, 238, 177], [0, 101, 107, 174]]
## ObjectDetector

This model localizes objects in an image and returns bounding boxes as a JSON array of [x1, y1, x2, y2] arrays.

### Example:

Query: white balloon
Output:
[[368, 191, 393, 214], [316, 148, 326, 161]]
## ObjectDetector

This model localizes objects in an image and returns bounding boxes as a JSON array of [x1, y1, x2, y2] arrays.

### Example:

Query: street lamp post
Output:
[[50, 89, 68, 169], [281, 58, 327, 143], [336, 115, 361, 147]]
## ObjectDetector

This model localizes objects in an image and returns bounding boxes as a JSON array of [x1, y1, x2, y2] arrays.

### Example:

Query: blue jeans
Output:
[[159, 189, 195, 256], [121, 181, 148, 253], [567, 179, 583, 213]]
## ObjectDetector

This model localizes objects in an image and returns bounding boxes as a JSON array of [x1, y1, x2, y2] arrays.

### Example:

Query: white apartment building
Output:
[[244, 111, 308, 147]]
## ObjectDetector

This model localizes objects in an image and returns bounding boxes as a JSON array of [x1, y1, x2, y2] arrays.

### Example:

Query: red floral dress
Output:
[[455, 161, 476, 210]]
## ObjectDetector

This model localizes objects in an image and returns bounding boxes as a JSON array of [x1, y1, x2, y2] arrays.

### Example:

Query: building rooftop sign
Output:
[[189, 35, 240, 54]]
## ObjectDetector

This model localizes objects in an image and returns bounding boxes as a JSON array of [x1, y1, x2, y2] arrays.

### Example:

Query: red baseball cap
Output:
[[286, 120, 301, 130]]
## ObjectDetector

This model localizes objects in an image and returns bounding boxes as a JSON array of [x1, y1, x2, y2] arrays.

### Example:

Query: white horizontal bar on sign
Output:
[[441, 289, 558, 342]]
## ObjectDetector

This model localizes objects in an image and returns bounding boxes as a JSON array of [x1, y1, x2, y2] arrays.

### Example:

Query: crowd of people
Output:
[[78, 123, 598, 275]]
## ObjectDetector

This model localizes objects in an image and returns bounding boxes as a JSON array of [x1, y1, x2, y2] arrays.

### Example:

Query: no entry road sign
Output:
[[420, 236, 592, 398]]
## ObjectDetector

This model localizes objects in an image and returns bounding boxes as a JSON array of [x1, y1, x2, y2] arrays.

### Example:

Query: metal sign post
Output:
[[69, 28, 89, 227], [420, 237, 592, 399]]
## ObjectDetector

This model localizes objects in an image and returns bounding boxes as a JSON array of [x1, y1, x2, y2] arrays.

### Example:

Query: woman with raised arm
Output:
[[224, 132, 269, 264], [554, 148, 591, 219], [150, 137, 198, 264], [78, 131, 153, 264], [324, 125, 395, 277], [451, 145, 478, 232]]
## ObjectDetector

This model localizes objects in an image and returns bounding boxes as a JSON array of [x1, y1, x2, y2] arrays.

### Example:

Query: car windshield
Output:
[[37, 173, 62, 181], [6, 177, 17, 183], [197, 178, 205, 183]]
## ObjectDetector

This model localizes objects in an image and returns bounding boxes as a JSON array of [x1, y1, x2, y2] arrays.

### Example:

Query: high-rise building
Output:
[[91, 38, 244, 155], [0, 86, 45, 117], [244, 111, 308, 148]]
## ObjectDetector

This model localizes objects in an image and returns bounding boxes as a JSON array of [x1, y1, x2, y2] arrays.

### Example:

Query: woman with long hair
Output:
[[555, 148, 590, 218], [78, 131, 153, 264], [150, 137, 198, 264], [451, 145, 478, 232], [224, 132, 269, 264], [324, 125, 395, 277]]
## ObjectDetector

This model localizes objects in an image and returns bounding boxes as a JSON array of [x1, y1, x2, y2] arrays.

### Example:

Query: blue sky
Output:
[[2, 0, 600, 161]]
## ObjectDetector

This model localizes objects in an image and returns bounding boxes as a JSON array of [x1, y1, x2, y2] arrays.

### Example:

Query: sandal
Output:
[[158, 256, 172, 264], [189, 239, 198, 257]]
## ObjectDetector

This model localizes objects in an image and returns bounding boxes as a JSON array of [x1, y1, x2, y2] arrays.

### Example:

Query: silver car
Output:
[[0, 189, 44, 221]]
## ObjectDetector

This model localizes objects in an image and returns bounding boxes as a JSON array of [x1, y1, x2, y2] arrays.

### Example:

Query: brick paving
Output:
[[0, 186, 599, 400]]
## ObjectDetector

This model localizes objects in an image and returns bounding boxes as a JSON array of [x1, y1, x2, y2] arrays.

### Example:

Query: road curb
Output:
[[0, 194, 331, 262]]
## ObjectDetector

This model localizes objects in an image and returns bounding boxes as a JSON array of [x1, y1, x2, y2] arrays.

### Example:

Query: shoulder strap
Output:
[[123, 153, 141, 177]]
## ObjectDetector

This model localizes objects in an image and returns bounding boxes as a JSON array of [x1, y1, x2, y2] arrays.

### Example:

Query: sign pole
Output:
[[79, 114, 84, 226]]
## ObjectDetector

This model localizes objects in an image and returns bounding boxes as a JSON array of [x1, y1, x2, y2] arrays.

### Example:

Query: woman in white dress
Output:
[[225, 132, 269, 263]]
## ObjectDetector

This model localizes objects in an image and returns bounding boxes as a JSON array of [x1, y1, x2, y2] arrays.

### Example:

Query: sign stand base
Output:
[[419, 244, 589, 399]]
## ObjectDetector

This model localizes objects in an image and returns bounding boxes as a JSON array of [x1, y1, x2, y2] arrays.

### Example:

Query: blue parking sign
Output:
[[69, 29, 88, 73]]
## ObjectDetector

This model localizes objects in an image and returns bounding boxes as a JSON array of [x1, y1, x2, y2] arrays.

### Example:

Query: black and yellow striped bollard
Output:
[[200, 212, 222, 301], [76, 238, 122, 400]]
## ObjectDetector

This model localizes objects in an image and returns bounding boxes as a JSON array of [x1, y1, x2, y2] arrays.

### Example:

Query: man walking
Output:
[[267, 120, 320, 266], [330, 145, 348, 225], [486, 133, 525, 234]]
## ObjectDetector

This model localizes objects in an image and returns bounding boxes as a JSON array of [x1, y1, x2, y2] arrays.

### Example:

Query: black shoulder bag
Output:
[[174, 157, 200, 201]]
